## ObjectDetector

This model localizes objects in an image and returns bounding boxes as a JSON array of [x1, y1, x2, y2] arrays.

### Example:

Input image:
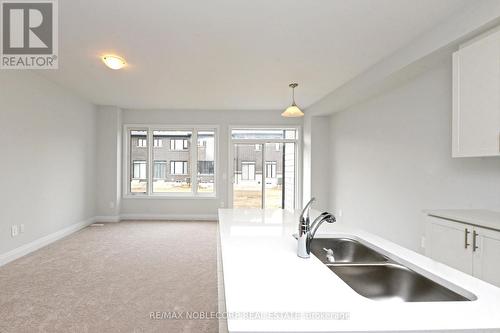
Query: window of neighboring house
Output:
[[154, 161, 167, 179], [170, 139, 188, 150], [198, 161, 214, 175], [241, 162, 255, 180], [170, 161, 188, 175], [137, 138, 147, 147], [133, 160, 147, 179], [154, 139, 163, 147], [275, 143, 280, 151], [255, 144, 261, 151], [265, 161, 277, 178]]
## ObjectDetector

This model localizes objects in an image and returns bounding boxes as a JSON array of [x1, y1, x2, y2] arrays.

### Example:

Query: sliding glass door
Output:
[[230, 128, 298, 209]]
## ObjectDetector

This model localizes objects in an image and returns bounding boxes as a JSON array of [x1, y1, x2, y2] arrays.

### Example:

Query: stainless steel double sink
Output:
[[310, 237, 473, 302]]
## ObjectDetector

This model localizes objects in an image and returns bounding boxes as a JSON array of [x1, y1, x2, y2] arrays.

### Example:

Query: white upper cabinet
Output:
[[452, 29, 500, 157]]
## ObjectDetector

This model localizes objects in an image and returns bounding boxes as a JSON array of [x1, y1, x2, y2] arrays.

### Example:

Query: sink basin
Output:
[[310, 237, 389, 264], [307, 237, 473, 302], [329, 263, 470, 302]]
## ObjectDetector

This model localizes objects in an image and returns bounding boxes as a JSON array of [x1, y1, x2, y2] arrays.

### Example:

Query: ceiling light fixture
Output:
[[281, 83, 304, 117], [102, 55, 127, 70]]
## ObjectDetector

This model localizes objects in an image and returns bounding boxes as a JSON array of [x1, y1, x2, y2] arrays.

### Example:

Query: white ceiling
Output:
[[38, 0, 470, 110]]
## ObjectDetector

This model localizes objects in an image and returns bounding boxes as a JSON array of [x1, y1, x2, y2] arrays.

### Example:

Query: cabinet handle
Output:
[[472, 230, 479, 252], [464, 228, 470, 249]]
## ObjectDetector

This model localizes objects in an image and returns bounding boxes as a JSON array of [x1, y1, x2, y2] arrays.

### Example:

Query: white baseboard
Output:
[[0, 217, 95, 267], [94, 215, 121, 223], [120, 213, 218, 221]]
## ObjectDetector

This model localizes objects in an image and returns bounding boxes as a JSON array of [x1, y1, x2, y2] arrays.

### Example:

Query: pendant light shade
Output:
[[281, 83, 304, 117]]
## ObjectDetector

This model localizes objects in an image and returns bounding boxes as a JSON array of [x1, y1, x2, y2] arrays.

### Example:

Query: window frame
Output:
[[124, 125, 218, 199]]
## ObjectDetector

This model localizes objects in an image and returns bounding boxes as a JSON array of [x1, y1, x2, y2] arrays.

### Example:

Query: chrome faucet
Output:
[[297, 198, 336, 258]]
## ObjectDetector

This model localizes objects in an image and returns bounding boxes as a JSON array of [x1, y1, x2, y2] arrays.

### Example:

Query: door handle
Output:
[[472, 230, 479, 252], [464, 228, 470, 249]]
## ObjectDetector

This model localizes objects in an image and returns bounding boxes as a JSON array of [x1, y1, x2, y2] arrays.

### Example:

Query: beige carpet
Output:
[[0, 221, 218, 333]]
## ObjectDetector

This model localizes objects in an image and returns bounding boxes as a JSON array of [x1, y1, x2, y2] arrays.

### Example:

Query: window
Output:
[[266, 161, 277, 178], [198, 161, 214, 174], [154, 130, 192, 193], [197, 130, 215, 193], [137, 138, 147, 147], [154, 161, 167, 179], [170, 139, 188, 150], [170, 161, 188, 175], [255, 144, 261, 151], [241, 162, 255, 180], [127, 127, 216, 196], [275, 143, 280, 151], [153, 139, 163, 147], [133, 161, 147, 179], [129, 130, 148, 193]]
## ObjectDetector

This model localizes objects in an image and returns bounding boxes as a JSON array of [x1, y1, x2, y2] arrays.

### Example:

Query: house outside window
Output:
[[137, 138, 147, 147]]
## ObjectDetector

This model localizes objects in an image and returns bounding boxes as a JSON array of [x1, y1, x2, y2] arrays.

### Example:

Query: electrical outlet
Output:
[[11, 225, 18, 237], [20, 224, 25, 233]]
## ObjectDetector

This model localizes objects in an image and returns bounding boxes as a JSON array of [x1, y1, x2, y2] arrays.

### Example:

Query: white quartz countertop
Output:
[[425, 209, 500, 231], [218, 208, 500, 333]]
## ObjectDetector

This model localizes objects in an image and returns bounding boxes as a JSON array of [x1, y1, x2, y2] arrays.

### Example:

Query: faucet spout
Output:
[[297, 199, 336, 259]]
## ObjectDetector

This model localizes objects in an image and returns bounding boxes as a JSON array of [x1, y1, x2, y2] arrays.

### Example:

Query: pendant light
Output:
[[281, 83, 304, 117]]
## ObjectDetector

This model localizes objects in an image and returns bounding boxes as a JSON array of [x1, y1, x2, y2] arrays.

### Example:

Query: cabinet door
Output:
[[452, 30, 500, 157], [472, 226, 500, 287], [425, 216, 473, 275]]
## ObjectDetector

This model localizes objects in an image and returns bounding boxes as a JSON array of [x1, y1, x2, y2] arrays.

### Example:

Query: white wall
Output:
[[95, 106, 122, 219], [303, 115, 330, 211], [101, 109, 303, 219], [328, 58, 500, 252], [0, 71, 97, 256]]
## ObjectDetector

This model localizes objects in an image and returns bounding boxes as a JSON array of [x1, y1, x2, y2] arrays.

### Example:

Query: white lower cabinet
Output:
[[425, 216, 500, 287], [473, 226, 500, 287]]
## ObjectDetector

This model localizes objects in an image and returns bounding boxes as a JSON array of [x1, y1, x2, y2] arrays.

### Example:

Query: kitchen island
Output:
[[217, 208, 500, 333]]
